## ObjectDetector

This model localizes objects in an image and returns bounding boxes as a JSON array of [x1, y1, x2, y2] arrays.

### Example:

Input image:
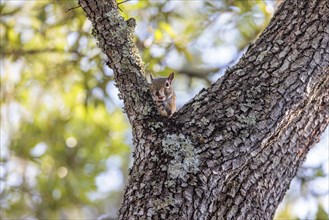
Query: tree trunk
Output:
[[78, 0, 329, 219]]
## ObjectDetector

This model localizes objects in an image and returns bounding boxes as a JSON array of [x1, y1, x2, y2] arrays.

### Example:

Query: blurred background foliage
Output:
[[0, 0, 327, 219]]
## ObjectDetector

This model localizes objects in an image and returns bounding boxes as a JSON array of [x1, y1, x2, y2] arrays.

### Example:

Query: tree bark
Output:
[[78, 0, 329, 219]]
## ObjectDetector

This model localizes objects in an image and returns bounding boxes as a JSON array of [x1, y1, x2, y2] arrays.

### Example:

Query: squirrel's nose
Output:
[[156, 94, 165, 101]]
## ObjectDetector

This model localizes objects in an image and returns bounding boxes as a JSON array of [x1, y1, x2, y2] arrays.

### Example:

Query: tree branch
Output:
[[78, 0, 156, 127]]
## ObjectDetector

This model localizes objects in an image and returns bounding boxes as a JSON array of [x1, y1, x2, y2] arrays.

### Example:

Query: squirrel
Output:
[[150, 72, 176, 117]]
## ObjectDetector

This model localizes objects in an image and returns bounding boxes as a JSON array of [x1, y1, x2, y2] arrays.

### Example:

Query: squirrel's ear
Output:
[[168, 72, 174, 83], [150, 73, 154, 82]]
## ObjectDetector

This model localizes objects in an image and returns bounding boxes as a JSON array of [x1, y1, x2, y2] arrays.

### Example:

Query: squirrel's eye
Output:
[[165, 82, 170, 88]]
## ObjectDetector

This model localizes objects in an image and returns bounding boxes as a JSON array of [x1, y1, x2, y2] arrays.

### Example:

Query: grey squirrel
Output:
[[150, 72, 176, 117]]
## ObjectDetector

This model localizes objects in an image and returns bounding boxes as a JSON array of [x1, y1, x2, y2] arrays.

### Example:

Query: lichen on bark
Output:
[[162, 134, 199, 179]]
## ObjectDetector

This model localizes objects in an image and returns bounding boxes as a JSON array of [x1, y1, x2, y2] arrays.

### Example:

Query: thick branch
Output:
[[78, 0, 156, 126]]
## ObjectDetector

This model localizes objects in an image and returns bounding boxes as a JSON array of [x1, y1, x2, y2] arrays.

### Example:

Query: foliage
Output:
[[0, 0, 327, 219], [1, 1, 130, 218]]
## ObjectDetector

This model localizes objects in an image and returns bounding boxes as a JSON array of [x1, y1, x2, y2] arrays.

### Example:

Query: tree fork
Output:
[[79, 0, 329, 219]]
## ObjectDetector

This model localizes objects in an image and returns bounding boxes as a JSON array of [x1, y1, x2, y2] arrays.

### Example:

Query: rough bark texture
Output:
[[78, 0, 329, 219]]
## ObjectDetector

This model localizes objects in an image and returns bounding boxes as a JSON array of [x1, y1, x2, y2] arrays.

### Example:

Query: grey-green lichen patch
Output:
[[187, 118, 195, 126], [196, 117, 210, 127], [236, 114, 257, 126], [149, 122, 164, 133], [162, 134, 199, 179], [154, 122, 164, 129], [102, 9, 145, 75], [164, 180, 176, 188], [141, 104, 152, 116]]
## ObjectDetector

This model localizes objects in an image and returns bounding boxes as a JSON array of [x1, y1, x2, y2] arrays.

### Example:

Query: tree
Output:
[[77, 0, 329, 219]]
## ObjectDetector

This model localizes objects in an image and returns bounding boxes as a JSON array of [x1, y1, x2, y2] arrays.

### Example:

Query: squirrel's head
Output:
[[150, 72, 174, 102]]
